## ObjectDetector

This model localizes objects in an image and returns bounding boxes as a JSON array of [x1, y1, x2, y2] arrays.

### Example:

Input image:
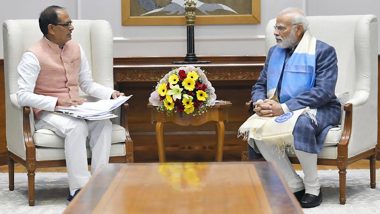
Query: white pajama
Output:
[[253, 141, 320, 195], [295, 149, 320, 195], [35, 111, 112, 193]]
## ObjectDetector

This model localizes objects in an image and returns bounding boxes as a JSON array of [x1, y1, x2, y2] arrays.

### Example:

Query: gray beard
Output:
[[278, 40, 294, 48], [277, 31, 298, 49]]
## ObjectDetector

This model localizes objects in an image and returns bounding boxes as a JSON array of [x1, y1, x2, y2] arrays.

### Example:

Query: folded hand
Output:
[[254, 99, 284, 117], [57, 97, 86, 107]]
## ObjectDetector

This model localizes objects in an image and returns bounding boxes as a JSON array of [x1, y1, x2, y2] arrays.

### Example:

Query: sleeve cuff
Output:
[[254, 99, 264, 105], [48, 96, 59, 111]]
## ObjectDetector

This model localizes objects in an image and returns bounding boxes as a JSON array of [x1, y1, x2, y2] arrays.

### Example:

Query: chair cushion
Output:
[[287, 125, 342, 159], [34, 124, 127, 148], [323, 126, 342, 147], [35, 142, 126, 161]]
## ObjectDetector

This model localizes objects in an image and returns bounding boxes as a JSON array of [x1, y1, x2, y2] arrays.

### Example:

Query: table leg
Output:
[[156, 122, 166, 162], [215, 121, 225, 162]]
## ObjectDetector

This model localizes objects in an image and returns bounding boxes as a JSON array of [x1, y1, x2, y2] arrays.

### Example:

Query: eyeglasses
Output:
[[55, 21, 73, 28], [273, 24, 299, 32]]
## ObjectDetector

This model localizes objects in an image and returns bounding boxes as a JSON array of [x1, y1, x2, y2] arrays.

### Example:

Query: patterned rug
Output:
[[0, 169, 379, 214]]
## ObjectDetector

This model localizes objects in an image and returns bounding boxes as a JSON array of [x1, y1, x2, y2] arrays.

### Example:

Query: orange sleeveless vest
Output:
[[28, 37, 81, 116]]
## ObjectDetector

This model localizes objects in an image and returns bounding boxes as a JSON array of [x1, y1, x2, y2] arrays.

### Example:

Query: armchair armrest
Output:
[[10, 93, 21, 109], [337, 103, 353, 157], [22, 107, 37, 161], [346, 90, 369, 106], [121, 103, 132, 142]]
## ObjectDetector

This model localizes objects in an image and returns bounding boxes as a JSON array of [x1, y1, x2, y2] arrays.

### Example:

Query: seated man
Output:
[[16, 5, 124, 202], [246, 8, 341, 208]]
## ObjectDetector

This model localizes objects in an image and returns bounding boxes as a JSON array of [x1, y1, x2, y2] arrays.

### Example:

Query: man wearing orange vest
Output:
[[16, 5, 124, 202]]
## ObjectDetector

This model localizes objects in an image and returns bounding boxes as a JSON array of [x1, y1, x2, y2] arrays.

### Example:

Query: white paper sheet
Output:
[[55, 95, 132, 120]]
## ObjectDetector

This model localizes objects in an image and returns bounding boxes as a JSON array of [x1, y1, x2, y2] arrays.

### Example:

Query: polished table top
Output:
[[64, 162, 303, 214]]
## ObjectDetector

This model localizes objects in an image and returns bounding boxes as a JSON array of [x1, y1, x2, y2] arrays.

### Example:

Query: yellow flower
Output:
[[157, 83, 167, 96], [183, 95, 195, 114], [182, 96, 194, 109], [164, 95, 174, 111], [196, 90, 208, 101], [169, 74, 179, 85], [187, 71, 199, 81], [184, 105, 195, 114], [182, 77, 195, 91]]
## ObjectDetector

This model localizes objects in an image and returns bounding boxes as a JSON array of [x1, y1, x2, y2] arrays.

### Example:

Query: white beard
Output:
[[276, 29, 298, 49]]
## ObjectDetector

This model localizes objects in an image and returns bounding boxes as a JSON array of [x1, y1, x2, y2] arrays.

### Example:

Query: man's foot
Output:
[[67, 189, 81, 202], [300, 191, 322, 208], [293, 189, 305, 202]]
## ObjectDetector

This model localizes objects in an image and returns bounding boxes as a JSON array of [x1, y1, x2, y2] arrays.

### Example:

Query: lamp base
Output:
[[173, 53, 211, 64]]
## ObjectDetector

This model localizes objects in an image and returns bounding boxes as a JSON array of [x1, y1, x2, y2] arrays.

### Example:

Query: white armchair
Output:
[[3, 20, 134, 206], [265, 15, 378, 204]]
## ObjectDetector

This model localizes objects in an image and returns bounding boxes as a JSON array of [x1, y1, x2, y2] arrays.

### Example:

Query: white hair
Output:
[[278, 7, 309, 31]]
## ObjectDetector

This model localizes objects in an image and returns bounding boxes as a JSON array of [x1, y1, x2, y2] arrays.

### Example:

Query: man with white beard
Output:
[[247, 8, 341, 208]]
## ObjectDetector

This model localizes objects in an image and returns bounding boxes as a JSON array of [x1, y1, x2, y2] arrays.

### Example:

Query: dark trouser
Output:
[[248, 144, 264, 161]]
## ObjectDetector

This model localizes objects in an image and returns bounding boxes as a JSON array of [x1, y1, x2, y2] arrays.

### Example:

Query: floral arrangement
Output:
[[149, 66, 216, 116]]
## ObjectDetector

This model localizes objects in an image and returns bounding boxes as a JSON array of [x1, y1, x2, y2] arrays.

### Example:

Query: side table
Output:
[[148, 101, 232, 162]]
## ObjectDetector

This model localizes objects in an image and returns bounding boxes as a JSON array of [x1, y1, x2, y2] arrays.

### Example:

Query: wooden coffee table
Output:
[[64, 162, 303, 214]]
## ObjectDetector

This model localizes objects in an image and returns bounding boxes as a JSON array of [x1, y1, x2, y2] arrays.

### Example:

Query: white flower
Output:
[[148, 91, 162, 106], [167, 84, 183, 101], [183, 94, 193, 100]]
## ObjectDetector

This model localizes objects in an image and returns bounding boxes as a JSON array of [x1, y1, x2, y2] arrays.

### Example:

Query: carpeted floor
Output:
[[0, 169, 379, 214], [0, 172, 67, 214], [300, 169, 380, 214]]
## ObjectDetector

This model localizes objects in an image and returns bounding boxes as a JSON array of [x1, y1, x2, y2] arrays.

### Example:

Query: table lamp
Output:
[[173, 0, 210, 64]]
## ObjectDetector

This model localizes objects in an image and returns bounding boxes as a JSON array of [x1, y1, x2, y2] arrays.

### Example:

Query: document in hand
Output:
[[55, 95, 132, 120]]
